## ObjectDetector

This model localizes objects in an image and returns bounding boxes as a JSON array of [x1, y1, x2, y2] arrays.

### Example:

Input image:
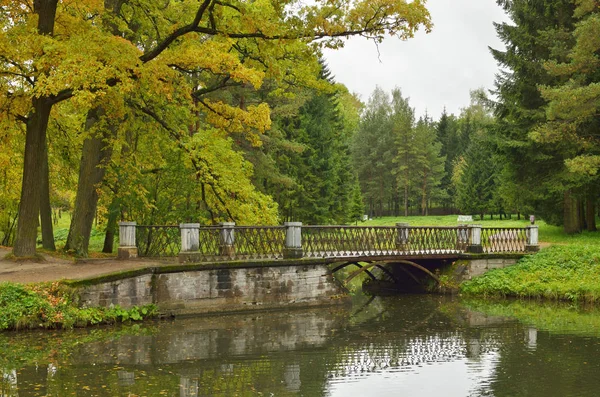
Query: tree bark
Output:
[[586, 192, 597, 232], [40, 144, 55, 250], [64, 108, 115, 256], [563, 190, 581, 234], [13, 99, 53, 256], [102, 199, 119, 253], [403, 182, 409, 217], [12, 0, 59, 257]]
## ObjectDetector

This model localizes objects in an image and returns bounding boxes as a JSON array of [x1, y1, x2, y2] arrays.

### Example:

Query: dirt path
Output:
[[0, 247, 172, 283]]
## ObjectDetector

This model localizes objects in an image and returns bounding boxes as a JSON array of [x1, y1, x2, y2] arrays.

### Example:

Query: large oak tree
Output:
[[1, 0, 432, 256]]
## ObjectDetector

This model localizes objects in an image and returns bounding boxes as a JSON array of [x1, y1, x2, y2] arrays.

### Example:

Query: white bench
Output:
[[457, 215, 473, 223]]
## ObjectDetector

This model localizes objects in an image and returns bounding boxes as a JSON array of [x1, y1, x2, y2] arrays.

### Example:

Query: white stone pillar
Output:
[[283, 222, 303, 258], [118, 222, 138, 259], [219, 222, 235, 256], [526, 225, 539, 252], [466, 224, 483, 253], [396, 223, 410, 251], [180, 223, 200, 252]]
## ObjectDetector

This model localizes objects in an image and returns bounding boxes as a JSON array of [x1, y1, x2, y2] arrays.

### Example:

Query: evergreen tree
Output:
[[456, 131, 498, 219], [391, 88, 417, 216], [352, 87, 397, 217], [536, 0, 600, 232], [491, 0, 582, 232], [266, 65, 362, 224], [413, 115, 446, 215], [436, 109, 460, 211]]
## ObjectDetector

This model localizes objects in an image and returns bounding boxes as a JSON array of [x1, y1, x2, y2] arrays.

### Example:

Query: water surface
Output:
[[2, 296, 600, 396]]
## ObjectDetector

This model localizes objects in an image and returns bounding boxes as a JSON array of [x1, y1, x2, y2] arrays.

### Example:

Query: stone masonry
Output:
[[77, 263, 346, 315]]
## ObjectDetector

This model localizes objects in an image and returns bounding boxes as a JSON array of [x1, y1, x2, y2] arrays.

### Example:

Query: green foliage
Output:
[[353, 87, 397, 217], [266, 65, 362, 224], [353, 87, 446, 217], [436, 109, 461, 208], [455, 132, 498, 218], [0, 281, 157, 331], [491, 0, 600, 230], [461, 244, 600, 302]]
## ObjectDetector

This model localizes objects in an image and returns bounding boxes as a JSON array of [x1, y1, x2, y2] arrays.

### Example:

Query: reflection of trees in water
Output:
[[0, 370, 17, 397], [0, 309, 345, 396], [5, 297, 600, 397]]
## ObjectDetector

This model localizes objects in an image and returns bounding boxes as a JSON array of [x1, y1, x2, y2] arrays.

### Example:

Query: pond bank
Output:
[[460, 245, 600, 302]]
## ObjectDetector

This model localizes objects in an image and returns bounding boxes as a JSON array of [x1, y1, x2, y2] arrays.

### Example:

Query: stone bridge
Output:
[[73, 222, 539, 315], [118, 222, 539, 261]]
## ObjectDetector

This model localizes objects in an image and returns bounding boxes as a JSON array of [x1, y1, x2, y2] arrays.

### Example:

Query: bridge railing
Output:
[[136, 225, 180, 257], [117, 222, 539, 260], [480, 227, 528, 253], [302, 225, 471, 258]]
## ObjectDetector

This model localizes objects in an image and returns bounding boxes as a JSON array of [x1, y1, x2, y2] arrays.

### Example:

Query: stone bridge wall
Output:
[[76, 262, 347, 316]]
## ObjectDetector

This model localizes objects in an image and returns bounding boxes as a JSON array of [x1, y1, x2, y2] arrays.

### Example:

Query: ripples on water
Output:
[[2, 295, 600, 396]]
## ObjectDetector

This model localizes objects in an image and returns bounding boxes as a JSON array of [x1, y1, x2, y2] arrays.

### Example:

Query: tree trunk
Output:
[[102, 196, 120, 253], [586, 193, 597, 232], [421, 170, 427, 216], [404, 183, 409, 217], [12, 0, 59, 257], [13, 99, 53, 256], [64, 108, 114, 256], [40, 144, 55, 250], [578, 198, 586, 230], [563, 190, 581, 234]]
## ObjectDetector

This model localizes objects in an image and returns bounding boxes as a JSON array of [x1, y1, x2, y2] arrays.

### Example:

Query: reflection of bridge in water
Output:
[[0, 298, 524, 397]]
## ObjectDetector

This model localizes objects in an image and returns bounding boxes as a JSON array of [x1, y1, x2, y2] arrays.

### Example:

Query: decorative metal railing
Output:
[[136, 225, 181, 257], [481, 227, 527, 253], [127, 223, 537, 259], [192, 226, 286, 262], [302, 226, 471, 258]]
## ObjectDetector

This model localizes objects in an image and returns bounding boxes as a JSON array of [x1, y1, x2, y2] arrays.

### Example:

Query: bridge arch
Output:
[[331, 259, 440, 289]]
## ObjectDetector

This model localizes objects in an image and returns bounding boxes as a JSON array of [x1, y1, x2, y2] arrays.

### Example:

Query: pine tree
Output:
[[352, 87, 397, 217], [391, 89, 417, 216], [413, 115, 446, 215], [491, 0, 583, 232], [436, 109, 460, 211]]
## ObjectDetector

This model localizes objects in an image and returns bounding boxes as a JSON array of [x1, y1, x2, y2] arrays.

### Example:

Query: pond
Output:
[[2, 295, 600, 396]]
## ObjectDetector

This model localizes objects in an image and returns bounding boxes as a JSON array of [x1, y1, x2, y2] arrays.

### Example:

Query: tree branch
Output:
[[191, 77, 243, 97], [139, 0, 214, 63], [133, 101, 236, 222]]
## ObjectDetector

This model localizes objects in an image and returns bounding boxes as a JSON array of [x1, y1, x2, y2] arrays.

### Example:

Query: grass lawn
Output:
[[361, 214, 599, 245], [38, 212, 112, 256]]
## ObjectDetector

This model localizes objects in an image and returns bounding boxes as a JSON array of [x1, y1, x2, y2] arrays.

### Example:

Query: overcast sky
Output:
[[323, 0, 510, 120]]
